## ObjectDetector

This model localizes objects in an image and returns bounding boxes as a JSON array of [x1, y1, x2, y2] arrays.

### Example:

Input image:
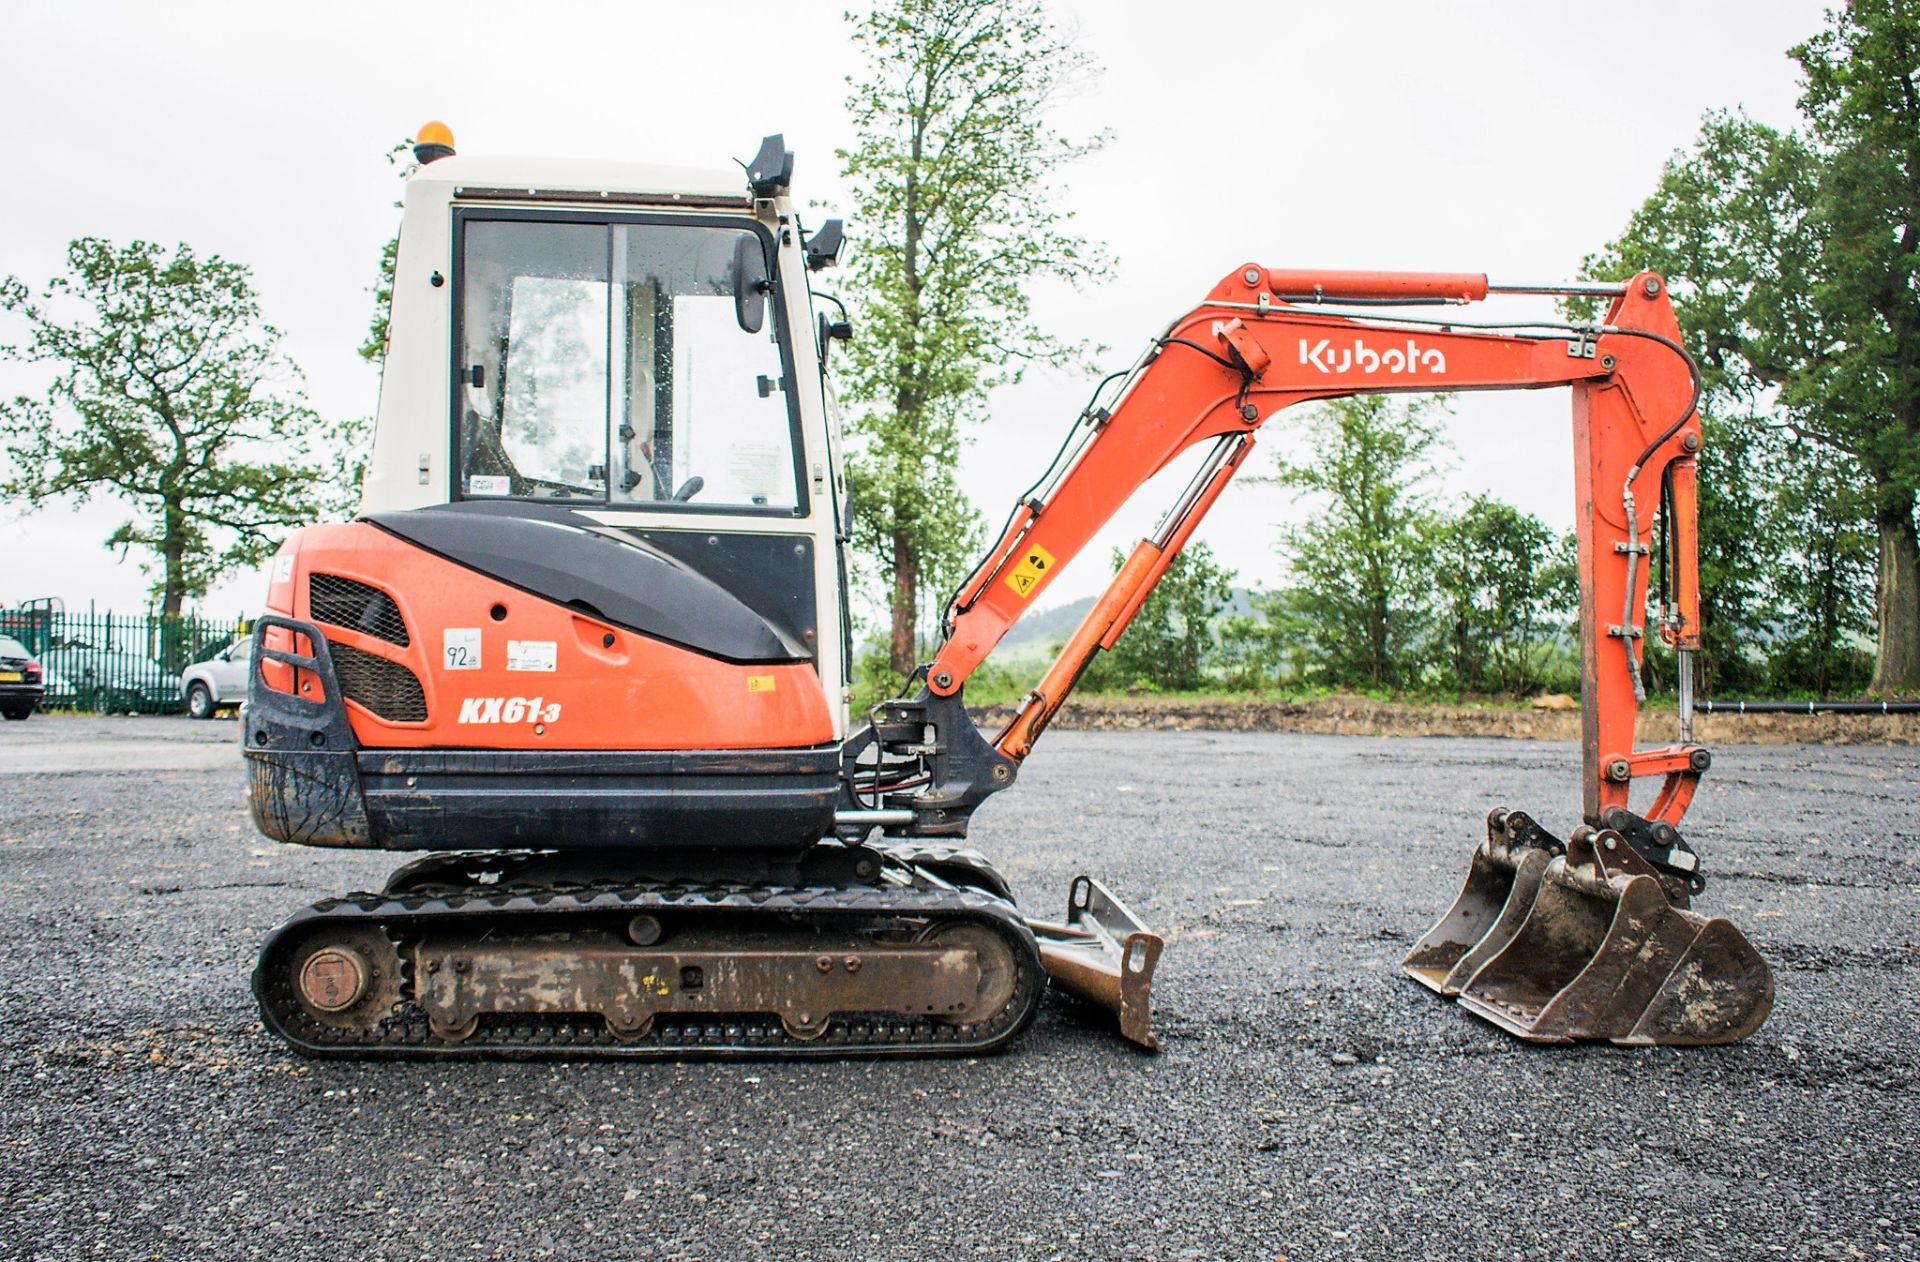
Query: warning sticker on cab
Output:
[[746, 674, 777, 693], [1002, 545, 1055, 599], [506, 640, 557, 672]]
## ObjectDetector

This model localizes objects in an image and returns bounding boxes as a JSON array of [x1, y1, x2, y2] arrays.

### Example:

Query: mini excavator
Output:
[[244, 127, 1772, 1057]]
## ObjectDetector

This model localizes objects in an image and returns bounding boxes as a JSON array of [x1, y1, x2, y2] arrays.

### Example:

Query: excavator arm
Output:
[[858, 266, 1703, 845], [847, 264, 1771, 1048]]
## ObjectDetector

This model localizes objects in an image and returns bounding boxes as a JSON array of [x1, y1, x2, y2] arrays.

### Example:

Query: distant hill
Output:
[[997, 586, 1262, 657], [994, 594, 1096, 656]]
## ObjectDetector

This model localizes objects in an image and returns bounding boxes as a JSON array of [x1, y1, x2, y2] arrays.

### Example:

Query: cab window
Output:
[[456, 216, 799, 512]]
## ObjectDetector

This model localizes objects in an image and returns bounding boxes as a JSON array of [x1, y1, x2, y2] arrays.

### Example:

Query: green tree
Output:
[[1579, 113, 1815, 695], [1214, 592, 1293, 691], [0, 239, 361, 615], [836, 0, 1108, 677], [1081, 542, 1233, 691], [1792, 0, 1920, 694], [1584, 1, 1920, 695], [1262, 395, 1445, 689], [1764, 441, 1877, 694], [1432, 496, 1565, 695]]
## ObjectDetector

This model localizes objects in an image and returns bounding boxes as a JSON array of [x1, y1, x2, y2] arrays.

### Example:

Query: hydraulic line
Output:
[[941, 361, 1141, 633], [1605, 328, 1703, 704]]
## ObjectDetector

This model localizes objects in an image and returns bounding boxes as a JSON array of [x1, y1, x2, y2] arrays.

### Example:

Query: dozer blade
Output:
[[1028, 875, 1164, 1051], [1452, 825, 1772, 1045], [1404, 808, 1558, 996]]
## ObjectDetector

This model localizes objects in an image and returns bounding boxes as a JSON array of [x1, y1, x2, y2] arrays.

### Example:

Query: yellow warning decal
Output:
[[1003, 544, 1056, 599], [746, 674, 777, 693]]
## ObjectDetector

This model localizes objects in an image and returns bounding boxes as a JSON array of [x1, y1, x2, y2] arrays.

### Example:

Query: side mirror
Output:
[[816, 311, 852, 367], [731, 234, 769, 334]]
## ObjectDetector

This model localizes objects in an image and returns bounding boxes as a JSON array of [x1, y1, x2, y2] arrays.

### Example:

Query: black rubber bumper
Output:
[[242, 615, 839, 852]]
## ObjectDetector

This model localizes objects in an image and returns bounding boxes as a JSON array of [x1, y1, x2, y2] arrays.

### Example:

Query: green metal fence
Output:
[[0, 605, 249, 715]]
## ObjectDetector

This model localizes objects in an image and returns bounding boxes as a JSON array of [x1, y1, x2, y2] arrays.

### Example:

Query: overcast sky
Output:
[[0, 0, 1828, 625]]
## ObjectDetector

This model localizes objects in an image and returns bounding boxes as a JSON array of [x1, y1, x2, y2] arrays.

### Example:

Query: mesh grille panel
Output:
[[331, 643, 428, 723], [309, 574, 410, 647]]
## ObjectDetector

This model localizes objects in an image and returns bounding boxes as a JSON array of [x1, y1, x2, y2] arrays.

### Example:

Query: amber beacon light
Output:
[[413, 121, 456, 165]]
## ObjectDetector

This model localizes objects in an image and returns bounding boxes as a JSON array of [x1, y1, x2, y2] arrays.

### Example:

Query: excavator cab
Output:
[[248, 133, 850, 854], [454, 217, 790, 507]]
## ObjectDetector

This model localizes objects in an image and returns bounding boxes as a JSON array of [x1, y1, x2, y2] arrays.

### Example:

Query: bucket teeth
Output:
[[1408, 815, 1772, 1046]]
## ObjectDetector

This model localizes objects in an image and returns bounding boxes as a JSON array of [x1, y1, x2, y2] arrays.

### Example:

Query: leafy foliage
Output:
[[1213, 588, 1312, 692], [1432, 497, 1575, 694], [835, 0, 1108, 675], [0, 239, 362, 613], [1762, 441, 1876, 694], [1577, 114, 1855, 695], [360, 139, 413, 366], [1792, 0, 1920, 694], [1081, 542, 1233, 692], [1257, 395, 1446, 689]]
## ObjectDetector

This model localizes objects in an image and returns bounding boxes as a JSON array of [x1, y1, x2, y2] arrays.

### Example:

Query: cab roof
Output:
[[408, 154, 753, 205]]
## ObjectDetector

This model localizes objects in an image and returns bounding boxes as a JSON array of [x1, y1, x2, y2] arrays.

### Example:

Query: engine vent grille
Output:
[[330, 643, 428, 723], [309, 573, 410, 647]]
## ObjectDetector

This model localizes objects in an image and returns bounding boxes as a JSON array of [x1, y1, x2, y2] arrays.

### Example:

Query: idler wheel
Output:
[[299, 947, 370, 1012], [286, 926, 404, 1030], [780, 1011, 832, 1041]]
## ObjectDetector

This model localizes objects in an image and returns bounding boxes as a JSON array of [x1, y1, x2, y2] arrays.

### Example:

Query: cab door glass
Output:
[[460, 221, 609, 500], [613, 224, 797, 510]]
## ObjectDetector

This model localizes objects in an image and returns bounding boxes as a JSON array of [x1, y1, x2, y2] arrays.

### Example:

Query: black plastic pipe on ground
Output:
[[1693, 698, 1920, 715]]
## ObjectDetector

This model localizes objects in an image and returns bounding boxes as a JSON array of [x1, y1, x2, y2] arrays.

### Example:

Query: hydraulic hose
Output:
[[1606, 328, 1703, 704]]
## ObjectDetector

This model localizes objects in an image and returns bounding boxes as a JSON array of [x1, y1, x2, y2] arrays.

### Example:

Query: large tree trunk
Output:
[[889, 528, 918, 679], [1870, 490, 1920, 696], [161, 503, 186, 618]]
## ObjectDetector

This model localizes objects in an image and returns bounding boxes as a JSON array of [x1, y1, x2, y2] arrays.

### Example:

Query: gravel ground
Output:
[[2, 715, 1915, 1261]]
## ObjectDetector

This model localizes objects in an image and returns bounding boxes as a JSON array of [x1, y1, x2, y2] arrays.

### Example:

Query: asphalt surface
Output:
[[3, 715, 1915, 1261]]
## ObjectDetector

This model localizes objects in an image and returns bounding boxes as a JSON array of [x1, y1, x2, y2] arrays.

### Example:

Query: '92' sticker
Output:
[[444, 628, 481, 671]]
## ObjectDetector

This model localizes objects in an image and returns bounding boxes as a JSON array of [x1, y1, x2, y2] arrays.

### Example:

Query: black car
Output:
[[0, 635, 46, 720]]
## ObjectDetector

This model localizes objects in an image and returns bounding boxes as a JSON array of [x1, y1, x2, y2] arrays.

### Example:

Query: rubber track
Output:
[[253, 870, 1045, 1060]]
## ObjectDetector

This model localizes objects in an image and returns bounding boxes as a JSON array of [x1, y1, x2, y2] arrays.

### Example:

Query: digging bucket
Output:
[[1404, 808, 1559, 996], [1454, 825, 1772, 1045]]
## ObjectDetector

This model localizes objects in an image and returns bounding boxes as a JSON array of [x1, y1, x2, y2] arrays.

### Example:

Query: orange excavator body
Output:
[[260, 522, 834, 752]]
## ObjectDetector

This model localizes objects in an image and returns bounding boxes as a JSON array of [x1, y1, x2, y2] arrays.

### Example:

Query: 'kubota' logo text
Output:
[[457, 696, 562, 724], [1300, 337, 1447, 375]]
